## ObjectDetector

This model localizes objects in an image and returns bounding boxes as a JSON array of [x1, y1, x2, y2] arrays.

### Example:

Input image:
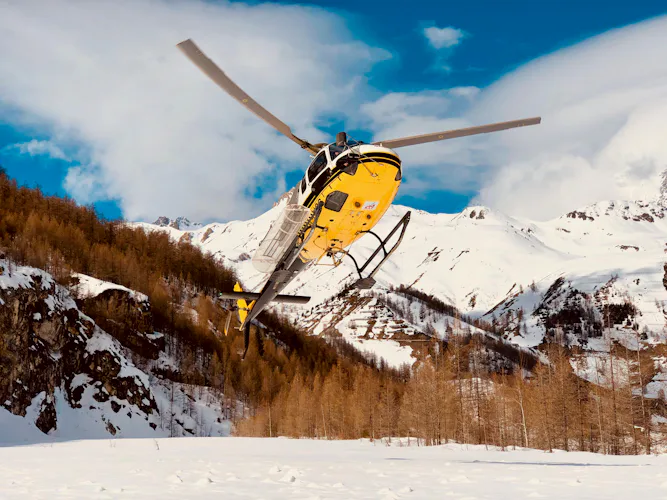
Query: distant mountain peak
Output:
[[273, 187, 296, 208], [152, 216, 171, 227], [461, 206, 490, 220], [151, 216, 201, 231]]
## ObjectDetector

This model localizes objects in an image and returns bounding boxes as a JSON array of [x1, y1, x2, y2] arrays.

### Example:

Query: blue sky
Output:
[[1, 0, 666, 222]]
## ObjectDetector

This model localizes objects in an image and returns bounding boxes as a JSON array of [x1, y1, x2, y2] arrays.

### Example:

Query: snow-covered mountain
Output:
[[135, 198, 667, 368]]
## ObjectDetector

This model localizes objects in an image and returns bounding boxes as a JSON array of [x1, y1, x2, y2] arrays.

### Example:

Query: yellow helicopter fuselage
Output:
[[295, 143, 402, 263]]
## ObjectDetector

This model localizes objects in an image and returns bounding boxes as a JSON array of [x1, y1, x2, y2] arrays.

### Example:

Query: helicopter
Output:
[[176, 39, 541, 356]]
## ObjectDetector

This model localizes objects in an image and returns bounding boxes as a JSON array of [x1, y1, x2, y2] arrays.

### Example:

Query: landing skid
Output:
[[340, 211, 411, 289]]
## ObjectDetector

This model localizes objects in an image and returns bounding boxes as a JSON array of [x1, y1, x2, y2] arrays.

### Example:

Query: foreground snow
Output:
[[1, 438, 666, 499]]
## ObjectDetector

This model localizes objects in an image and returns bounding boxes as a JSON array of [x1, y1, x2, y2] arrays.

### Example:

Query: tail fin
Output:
[[234, 282, 254, 328], [235, 282, 256, 359], [223, 282, 264, 359]]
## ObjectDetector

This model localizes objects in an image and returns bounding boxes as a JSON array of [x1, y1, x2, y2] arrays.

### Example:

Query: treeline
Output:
[[391, 285, 497, 334], [237, 337, 665, 454], [153, 294, 406, 422], [0, 184, 235, 296]]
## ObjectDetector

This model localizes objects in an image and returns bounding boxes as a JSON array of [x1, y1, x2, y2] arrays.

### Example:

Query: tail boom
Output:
[[219, 291, 311, 305]]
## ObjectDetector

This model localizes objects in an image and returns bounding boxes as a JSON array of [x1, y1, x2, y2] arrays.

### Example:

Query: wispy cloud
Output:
[[0, 0, 388, 222], [423, 26, 465, 49], [4, 140, 68, 161]]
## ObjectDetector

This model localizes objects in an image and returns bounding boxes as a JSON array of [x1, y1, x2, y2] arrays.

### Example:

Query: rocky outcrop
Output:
[[77, 285, 164, 360], [151, 216, 201, 231], [566, 210, 595, 221], [0, 262, 159, 435]]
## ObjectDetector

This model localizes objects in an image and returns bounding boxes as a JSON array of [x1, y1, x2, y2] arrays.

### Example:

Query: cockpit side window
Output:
[[300, 177, 306, 193], [307, 152, 328, 182], [328, 145, 345, 160]]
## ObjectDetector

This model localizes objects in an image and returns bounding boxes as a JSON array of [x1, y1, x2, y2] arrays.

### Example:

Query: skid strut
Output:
[[344, 211, 411, 289]]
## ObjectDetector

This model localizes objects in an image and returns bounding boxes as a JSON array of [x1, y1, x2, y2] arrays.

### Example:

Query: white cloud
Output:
[[0, 0, 387, 222], [365, 15, 667, 219], [64, 166, 105, 204], [5, 140, 68, 160], [423, 26, 465, 49], [470, 15, 667, 218]]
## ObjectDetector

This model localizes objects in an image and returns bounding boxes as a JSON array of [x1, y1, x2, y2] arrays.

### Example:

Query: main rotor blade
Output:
[[177, 39, 320, 154], [372, 117, 541, 149]]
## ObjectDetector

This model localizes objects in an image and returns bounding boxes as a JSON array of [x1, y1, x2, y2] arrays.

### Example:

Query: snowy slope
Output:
[[71, 272, 149, 302], [133, 198, 667, 363], [1, 438, 667, 499]]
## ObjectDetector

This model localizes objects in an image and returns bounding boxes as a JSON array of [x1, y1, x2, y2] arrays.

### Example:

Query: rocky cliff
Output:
[[0, 261, 230, 442]]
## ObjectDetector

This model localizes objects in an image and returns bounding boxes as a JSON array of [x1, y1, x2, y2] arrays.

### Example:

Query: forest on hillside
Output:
[[238, 334, 667, 455], [0, 168, 665, 454]]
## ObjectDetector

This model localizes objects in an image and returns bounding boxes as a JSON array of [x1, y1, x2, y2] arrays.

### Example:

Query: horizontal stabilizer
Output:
[[219, 291, 311, 305]]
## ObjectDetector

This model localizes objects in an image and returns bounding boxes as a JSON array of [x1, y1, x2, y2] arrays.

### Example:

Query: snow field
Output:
[[1, 438, 666, 499]]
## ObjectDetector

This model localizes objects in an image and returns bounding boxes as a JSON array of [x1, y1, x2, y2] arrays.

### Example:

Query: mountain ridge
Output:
[[135, 196, 667, 367]]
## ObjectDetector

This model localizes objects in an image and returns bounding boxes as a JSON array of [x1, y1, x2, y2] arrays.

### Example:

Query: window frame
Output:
[[328, 144, 345, 161], [307, 151, 328, 183]]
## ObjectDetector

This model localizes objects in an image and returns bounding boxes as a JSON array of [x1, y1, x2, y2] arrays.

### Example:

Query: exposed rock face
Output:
[[151, 216, 201, 231], [0, 262, 158, 435], [201, 227, 214, 243], [79, 288, 164, 360], [566, 210, 595, 221], [486, 272, 654, 349], [178, 232, 194, 244], [468, 209, 486, 220], [152, 216, 171, 227], [564, 200, 665, 223]]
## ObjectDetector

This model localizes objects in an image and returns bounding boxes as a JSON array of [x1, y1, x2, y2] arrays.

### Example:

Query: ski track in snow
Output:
[[0, 438, 665, 499]]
